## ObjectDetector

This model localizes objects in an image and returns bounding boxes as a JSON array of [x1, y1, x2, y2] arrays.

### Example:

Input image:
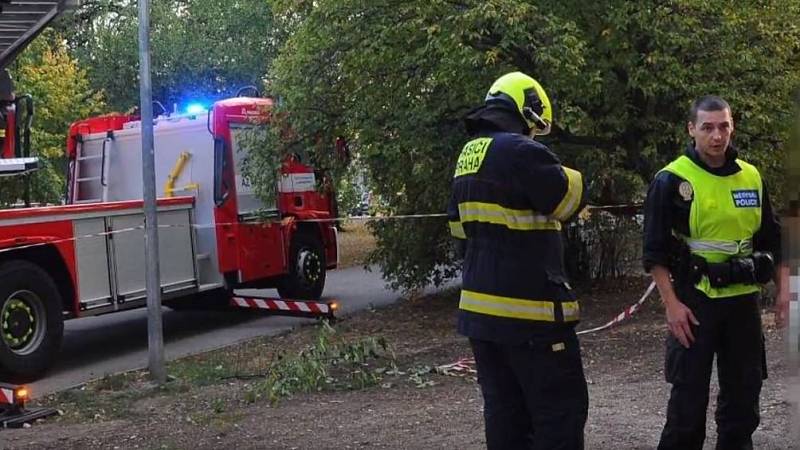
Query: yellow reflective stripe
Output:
[[0, 129, 5, 138], [551, 166, 583, 221], [458, 201, 561, 231], [562, 301, 580, 321], [460, 290, 556, 321], [459, 290, 581, 322], [449, 220, 466, 239]]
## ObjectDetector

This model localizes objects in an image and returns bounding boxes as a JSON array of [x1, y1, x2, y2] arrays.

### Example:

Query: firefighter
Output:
[[447, 71, 588, 449], [642, 95, 789, 450]]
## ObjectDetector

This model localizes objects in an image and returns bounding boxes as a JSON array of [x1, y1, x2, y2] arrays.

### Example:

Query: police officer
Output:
[[448, 72, 588, 449], [643, 95, 788, 450]]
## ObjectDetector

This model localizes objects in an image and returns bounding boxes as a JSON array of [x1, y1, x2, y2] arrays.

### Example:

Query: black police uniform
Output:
[[643, 144, 781, 450], [448, 105, 588, 450]]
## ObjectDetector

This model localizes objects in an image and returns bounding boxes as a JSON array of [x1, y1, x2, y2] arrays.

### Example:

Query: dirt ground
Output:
[[1, 276, 797, 449]]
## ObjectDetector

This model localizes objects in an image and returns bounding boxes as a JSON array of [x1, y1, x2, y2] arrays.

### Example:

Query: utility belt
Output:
[[686, 252, 774, 288], [668, 235, 774, 288]]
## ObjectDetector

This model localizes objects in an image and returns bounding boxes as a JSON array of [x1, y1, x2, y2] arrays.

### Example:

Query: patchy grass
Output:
[[37, 357, 236, 424], [336, 220, 376, 268], [168, 352, 241, 386], [35, 318, 399, 425], [41, 372, 151, 423]]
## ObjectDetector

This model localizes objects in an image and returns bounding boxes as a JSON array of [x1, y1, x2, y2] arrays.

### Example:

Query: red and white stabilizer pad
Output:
[[0, 383, 58, 428], [0, 387, 16, 406], [576, 281, 656, 335], [230, 296, 337, 318]]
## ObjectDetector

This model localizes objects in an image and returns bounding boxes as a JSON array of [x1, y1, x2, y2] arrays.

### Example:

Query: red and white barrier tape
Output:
[[435, 357, 476, 377], [576, 281, 656, 335], [0, 225, 146, 254], [0, 202, 643, 254], [285, 203, 642, 223], [436, 281, 657, 376]]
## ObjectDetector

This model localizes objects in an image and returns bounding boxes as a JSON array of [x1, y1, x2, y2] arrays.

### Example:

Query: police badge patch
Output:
[[731, 189, 760, 208], [678, 181, 693, 201]]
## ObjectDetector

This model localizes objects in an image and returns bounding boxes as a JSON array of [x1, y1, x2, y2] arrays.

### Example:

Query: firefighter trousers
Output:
[[470, 331, 588, 450], [657, 291, 766, 450]]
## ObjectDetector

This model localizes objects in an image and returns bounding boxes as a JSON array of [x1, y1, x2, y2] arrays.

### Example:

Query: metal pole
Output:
[[138, 0, 165, 383]]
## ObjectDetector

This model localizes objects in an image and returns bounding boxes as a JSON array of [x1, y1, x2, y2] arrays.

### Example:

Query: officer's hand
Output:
[[774, 288, 790, 329], [665, 300, 700, 348]]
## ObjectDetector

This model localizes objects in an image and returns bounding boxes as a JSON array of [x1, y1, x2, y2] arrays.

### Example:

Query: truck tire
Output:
[[278, 230, 326, 300], [0, 260, 64, 382]]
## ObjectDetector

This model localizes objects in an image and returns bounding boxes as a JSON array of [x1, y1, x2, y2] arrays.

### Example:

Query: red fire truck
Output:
[[0, 95, 340, 380]]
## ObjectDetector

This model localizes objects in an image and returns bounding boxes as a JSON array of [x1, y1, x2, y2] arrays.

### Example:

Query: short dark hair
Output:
[[689, 95, 731, 123]]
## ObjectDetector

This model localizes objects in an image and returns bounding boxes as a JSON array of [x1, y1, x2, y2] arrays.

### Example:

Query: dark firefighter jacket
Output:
[[447, 105, 586, 343]]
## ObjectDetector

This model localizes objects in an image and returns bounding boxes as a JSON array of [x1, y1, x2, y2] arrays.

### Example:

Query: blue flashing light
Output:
[[185, 103, 207, 115]]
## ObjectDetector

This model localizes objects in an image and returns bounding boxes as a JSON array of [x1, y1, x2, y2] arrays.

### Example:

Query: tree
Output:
[[61, 0, 277, 112], [0, 31, 105, 206]]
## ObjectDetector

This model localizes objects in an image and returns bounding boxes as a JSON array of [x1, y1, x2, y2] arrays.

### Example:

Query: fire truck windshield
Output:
[[229, 124, 275, 215]]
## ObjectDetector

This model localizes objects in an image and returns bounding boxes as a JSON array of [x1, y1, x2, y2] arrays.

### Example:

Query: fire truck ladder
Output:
[[0, 1, 81, 70], [73, 131, 112, 203], [0, 0, 81, 185]]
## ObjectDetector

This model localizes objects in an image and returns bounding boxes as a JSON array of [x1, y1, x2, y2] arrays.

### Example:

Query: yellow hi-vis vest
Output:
[[661, 155, 762, 298]]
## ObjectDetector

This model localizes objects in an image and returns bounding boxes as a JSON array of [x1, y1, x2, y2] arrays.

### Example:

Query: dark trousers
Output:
[[658, 292, 766, 450], [470, 331, 588, 450]]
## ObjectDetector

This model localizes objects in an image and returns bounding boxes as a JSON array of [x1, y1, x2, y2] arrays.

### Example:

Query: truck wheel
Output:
[[278, 230, 326, 300], [0, 261, 64, 381]]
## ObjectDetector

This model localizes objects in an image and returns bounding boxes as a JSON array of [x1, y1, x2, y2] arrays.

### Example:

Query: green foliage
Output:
[[538, 0, 800, 206], [169, 355, 237, 386], [63, 0, 276, 111], [0, 31, 105, 206], [247, 320, 391, 405], [336, 162, 364, 217], [234, 123, 283, 210], [564, 211, 643, 284], [266, 0, 800, 291], [265, 0, 586, 291]]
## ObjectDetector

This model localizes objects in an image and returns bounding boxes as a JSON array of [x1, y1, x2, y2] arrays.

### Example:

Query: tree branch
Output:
[[551, 123, 616, 150]]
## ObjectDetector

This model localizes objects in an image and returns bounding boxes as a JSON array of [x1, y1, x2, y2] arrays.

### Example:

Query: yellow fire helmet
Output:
[[485, 71, 552, 136]]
